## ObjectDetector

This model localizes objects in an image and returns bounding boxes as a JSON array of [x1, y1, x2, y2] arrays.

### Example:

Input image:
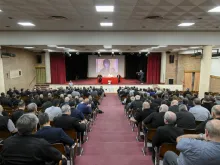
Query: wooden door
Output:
[[36, 66, 46, 84], [184, 72, 193, 90], [184, 71, 200, 91], [193, 72, 200, 91]]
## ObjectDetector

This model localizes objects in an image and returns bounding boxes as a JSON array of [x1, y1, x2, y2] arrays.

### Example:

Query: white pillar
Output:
[[160, 52, 166, 83], [198, 46, 212, 98], [45, 51, 51, 83], [0, 48, 6, 93]]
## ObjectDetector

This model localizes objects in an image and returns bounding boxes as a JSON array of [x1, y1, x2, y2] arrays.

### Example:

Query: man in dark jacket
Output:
[[168, 100, 179, 113], [11, 100, 25, 124]]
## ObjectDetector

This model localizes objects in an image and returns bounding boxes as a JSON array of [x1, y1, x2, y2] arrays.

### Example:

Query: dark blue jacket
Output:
[[35, 126, 74, 146], [71, 108, 85, 120], [77, 103, 92, 114]]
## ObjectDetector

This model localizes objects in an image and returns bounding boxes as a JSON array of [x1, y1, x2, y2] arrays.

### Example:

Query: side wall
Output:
[[2, 47, 40, 90]]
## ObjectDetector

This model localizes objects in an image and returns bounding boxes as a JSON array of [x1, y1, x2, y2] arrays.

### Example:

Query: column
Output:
[[45, 51, 51, 83], [160, 52, 166, 83], [198, 46, 212, 98], [0, 47, 6, 93]]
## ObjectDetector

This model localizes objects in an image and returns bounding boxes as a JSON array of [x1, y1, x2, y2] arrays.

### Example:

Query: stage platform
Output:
[[49, 79, 183, 93]]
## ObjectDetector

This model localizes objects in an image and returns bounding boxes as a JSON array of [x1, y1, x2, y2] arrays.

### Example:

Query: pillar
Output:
[[198, 46, 212, 98], [160, 52, 166, 83], [0, 47, 6, 93], [45, 51, 51, 83]]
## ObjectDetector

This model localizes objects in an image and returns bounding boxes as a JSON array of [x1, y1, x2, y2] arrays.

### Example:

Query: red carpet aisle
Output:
[[75, 94, 153, 165]]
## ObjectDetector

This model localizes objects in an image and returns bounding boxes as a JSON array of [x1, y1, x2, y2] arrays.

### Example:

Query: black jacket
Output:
[[53, 114, 86, 132], [196, 117, 220, 133], [134, 109, 155, 123], [168, 105, 179, 113], [176, 111, 196, 129], [143, 112, 165, 128], [11, 109, 24, 125]]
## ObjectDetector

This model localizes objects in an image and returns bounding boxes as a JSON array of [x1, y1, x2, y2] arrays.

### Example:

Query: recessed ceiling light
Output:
[[0, 9, 3, 12], [18, 22, 35, 26], [178, 23, 195, 27], [208, 6, 220, 12], [24, 47, 34, 49], [100, 22, 113, 26], [96, 6, 114, 12], [47, 45, 57, 47]]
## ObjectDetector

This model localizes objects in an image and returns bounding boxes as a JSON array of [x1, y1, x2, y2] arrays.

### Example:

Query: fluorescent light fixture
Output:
[[112, 49, 119, 52], [158, 45, 167, 48], [96, 6, 114, 12], [24, 47, 34, 49], [18, 22, 35, 26], [56, 46, 65, 49], [104, 45, 112, 49], [208, 6, 220, 12], [178, 23, 195, 27], [0, 9, 2, 12], [44, 49, 55, 52], [151, 47, 159, 49], [98, 49, 107, 52], [47, 45, 57, 47], [67, 49, 77, 52], [189, 46, 200, 49], [141, 49, 149, 52], [100, 22, 113, 26]]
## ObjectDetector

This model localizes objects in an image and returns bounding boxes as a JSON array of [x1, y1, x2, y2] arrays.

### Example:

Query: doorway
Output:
[[184, 71, 200, 91]]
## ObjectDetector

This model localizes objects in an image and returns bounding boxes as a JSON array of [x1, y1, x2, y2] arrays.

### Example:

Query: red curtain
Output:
[[50, 53, 66, 84], [146, 53, 161, 84]]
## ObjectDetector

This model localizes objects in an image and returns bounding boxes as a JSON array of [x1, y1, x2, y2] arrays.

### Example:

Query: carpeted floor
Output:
[[75, 94, 153, 165]]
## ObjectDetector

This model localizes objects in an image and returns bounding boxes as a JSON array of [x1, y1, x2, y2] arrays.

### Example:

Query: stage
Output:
[[49, 78, 183, 93]]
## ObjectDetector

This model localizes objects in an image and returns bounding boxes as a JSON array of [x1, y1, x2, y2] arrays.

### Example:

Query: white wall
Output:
[[88, 55, 125, 77], [211, 57, 220, 77]]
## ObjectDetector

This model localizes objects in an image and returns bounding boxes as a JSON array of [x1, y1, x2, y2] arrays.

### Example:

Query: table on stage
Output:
[[102, 77, 118, 84]]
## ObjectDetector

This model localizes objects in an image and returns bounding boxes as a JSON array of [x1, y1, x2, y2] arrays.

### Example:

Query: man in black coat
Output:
[[176, 104, 196, 129], [168, 100, 179, 113], [54, 104, 86, 142], [11, 100, 25, 124], [152, 111, 184, 162]]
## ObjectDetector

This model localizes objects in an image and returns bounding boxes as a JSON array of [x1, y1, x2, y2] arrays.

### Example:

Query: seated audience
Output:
[[215, 95, 220, 105], [129, 95, 143, 112], [77, 98, 92, 115], [42, 98, 53, 111], [0, 113, 67, 165], [130, 102, 155, 123], [143, 104, 168, 128], [0, 105, 17, 133], [152, 111, 184, 162], [176, 104, 196, 129], [189, 98, 210, 121], [163, 119, 220, 165], [201, 95, 213, 113], [196, 105, 220, 133], [11, 100, 25, 124], [45, 99, 62, 121], [54, 105, 86, 142], [36, 113, 74, 146], [69, 101, 85, 121], [0, 92, 12, 107], [26, 103, 38, 115], [168, 100, 179, 113]]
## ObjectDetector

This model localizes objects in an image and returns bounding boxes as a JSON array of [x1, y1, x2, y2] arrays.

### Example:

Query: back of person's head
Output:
[[67, 94, 72, 99], [39, 94, 44, 99], [69, 101, 76, 107], [130, 96, 135, 102], [38, 113, 49, 126], [64, 97, 70, 103], [84, 98, 90, 104], [171, 100, 178, 106], [61, 104, 71, 114], [194, 98, 201, 105], [79, 97, 84, 103], [18, 100, 25, 109], [159, 104, 169, 113], [53, 99, 60, 106], [179, 104, 187, 111], [204, 95, 211, 102], [60, 94, 64, 98], [164, 111, 177, 125], [16, 114, 39, 135], [135, 95, 140, 100], [211, 105, 220, 118], [27, 103, 37, 113], [142, 102, 150, 110], [205, 119, 220, 140], [161, 100, 168, 106], [182, 98, 189, 105]]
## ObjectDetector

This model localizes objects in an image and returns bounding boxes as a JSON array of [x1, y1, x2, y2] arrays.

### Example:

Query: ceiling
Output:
[[1, 0, 220, 31], [6, 45, 207, 53]]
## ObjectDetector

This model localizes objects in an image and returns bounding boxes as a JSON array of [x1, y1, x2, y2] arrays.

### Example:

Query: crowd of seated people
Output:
[[118, 86, 220, 165], [0, 86, 104, 165]]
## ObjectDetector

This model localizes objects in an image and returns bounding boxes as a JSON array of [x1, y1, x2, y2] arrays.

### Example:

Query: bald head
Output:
[[205, 119, 220, 139], [159, 104, 169, 113], [211, 105, 220, 118], [164, 111, 177, 124], [171, 100, 178, 106], [84, 98, 90, 104], [142, 102, 150, 110], [135, 95, 140, 100]]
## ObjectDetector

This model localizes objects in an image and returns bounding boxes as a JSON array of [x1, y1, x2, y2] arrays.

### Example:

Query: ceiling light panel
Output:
[[96, 6, 114, 12], [178, 23, 195, 27], [208, 6, 220, 12], [100, 22, 113, 26], [18, 22, 35, 26]]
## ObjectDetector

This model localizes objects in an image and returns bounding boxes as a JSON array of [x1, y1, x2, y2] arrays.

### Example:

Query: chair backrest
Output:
[[159, 143, 180, 158], [64, 130, 78, 141], [147, 128, 157, 141], [196, 120, 203, 126], [50, 121, 55, 127], [0, 130, 11, 140], [52, 143, 65, 155], [183, 129, 197, 134]]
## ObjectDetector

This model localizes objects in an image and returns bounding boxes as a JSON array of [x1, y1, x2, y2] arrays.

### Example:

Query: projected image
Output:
[[96, 59, 118, 76]]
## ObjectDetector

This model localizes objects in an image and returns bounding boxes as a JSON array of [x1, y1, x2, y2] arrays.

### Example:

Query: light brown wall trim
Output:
[[184, 70, 200, 73], [211, 75, 220, 79]]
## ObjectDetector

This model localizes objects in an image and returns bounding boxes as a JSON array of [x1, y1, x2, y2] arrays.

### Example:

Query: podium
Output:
[[102, 77, 118, 84]]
